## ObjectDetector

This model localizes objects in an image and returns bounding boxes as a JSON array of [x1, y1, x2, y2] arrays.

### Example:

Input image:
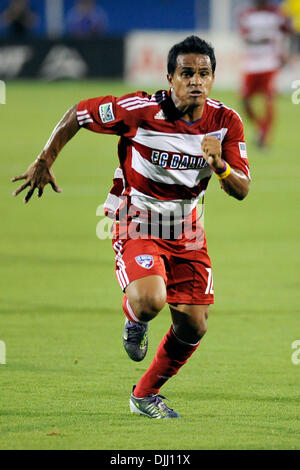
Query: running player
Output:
[[11, 36, 250, 419], [237, 0, 292, 147]]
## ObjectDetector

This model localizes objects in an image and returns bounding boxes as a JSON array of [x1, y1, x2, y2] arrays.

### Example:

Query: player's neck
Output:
[[181, 106, 205, 123], [170, 90, 206, 122]]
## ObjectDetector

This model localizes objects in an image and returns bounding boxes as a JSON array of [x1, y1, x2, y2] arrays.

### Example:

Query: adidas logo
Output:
[[154, 110, 166, 120]]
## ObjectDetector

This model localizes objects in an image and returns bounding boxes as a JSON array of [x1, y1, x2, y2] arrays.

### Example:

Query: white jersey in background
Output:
[[238, 5, 291, 74]]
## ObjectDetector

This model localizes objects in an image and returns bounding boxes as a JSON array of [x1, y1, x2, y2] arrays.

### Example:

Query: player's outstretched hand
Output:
[[11, 158, 62, 204]]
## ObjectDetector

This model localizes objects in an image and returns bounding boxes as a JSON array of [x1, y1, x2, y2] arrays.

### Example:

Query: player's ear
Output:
[[167, 74, 173, 88]]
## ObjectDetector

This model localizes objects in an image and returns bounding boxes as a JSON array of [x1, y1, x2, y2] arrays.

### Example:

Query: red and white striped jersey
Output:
[[237, 5, 291, 74], [76, 90, 250, 218]]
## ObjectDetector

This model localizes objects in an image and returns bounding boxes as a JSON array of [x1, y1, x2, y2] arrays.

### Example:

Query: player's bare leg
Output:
[[243, 97, 258, 124], [169, 303, 209, 344], [243, 95, 272, 148], [258, 94, 275, 147], [122, 275, 166, 362], [125, 275, 166, 322], [129, 304, 209, 418], [243, 96, 265, 145]]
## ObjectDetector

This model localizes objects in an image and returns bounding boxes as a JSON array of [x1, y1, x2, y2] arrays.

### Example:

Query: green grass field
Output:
[[0, 80, 299, 450]]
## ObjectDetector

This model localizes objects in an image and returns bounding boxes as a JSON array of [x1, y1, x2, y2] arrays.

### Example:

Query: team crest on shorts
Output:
[[135, 255, 154, 269]]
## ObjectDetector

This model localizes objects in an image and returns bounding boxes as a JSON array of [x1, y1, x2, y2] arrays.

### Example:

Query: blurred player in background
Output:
[[237, 0, 292, 148], [11, 36, 250, 419], [0, 0, 37, 38]]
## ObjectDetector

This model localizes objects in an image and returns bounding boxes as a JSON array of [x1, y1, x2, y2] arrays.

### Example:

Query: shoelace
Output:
[[126, 323, 144, 331], [148, 394, 174, 412], [126, 323, 146, 342]]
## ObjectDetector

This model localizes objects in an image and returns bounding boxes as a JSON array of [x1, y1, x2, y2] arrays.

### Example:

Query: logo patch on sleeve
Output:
[[99, 102, 115, 123], [135, 255, 154, 269], [239, 142, 248, 159]]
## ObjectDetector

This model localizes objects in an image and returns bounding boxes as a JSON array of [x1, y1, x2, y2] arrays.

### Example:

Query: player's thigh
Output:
[[126, 275, 167, 319], [113, 237, 167, 317], [263, 70, 277, 98], [241, 73, 256, 99]]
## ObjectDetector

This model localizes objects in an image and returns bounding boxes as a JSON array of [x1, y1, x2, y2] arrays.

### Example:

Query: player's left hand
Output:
[[201, 136, 223, 171]]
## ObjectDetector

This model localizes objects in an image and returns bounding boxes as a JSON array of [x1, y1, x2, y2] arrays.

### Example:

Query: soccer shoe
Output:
[[122, 319, 148, 362], [130, 388, 181, 419]]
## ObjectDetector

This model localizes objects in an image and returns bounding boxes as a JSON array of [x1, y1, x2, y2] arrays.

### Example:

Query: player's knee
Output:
[[195, 322, 207, 338], [142, 292, 166, 320], [193, 310, 209, 338], [135, 291, 166, 321]]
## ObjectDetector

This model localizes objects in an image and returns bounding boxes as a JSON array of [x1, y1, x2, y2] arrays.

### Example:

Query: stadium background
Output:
[[1, 0, 300, 451]]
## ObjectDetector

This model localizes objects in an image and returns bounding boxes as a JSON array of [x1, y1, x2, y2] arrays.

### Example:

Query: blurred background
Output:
[[0, 0, 299, 89]]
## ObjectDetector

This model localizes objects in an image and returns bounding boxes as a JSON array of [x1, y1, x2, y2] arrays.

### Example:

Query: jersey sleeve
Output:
[[76, 94, 141, 137], [222, 111, 251, 179]]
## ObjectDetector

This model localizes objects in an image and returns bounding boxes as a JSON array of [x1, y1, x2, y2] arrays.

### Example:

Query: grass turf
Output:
[[0, 80, 300, 450]]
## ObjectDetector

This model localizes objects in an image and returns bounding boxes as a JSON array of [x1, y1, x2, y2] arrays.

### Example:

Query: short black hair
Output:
[[167, 35, 216, 76]]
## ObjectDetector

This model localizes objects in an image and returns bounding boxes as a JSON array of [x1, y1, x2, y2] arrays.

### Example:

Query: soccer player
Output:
[[11, 36, 250, 419], [237, 0, 292, 147]]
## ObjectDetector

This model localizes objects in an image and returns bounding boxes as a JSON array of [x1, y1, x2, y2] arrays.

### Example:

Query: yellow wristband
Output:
[[215, 162, 231, 180]]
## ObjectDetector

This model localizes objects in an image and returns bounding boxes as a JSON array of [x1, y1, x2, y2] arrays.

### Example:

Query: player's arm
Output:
[[11, 104, 79, 203], [202, 136, 250, 200]]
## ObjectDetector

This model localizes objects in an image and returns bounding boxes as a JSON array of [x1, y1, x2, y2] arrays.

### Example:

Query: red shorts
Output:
[[112, 220, 214, 305], [242, 70, 278, 99]]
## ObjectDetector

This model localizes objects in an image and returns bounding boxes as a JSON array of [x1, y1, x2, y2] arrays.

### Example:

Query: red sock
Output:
[[122, 294, 140, 322], [133, 326, 200, 397]]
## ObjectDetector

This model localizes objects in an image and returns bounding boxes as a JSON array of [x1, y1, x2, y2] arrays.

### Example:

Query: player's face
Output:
[[167, 53, 214, 116]]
